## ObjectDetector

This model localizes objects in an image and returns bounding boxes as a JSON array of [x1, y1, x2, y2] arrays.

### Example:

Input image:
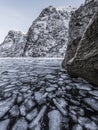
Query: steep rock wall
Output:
[[62, 0, 98, 67]]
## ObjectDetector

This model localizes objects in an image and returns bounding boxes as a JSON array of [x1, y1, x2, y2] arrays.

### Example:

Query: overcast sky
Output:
[[0, 0, 85, 43]]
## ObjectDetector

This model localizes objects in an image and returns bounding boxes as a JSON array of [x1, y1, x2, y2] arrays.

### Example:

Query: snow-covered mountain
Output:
[[0, 6, 76, 57], [0, 31, 27, 57], [25, 6, 75, 57]]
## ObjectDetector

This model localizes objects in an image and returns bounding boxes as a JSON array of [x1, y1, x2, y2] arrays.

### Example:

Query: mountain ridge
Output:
[[0, 6, 76, 57]]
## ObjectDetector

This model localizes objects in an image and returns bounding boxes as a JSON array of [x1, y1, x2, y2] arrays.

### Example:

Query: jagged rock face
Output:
[[0, 6, 75, 57], [0, 31, 27, 57], [66, 11, 98, 85], [24, 6, 74, 57], [62, 0, 98, 67]]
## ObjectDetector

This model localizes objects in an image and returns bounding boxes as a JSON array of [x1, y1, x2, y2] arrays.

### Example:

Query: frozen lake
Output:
[[0, 58, 98, 130]]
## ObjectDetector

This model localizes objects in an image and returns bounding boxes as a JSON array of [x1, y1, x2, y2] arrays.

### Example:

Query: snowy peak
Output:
[[24, 5, 75, 57], [36, 6, 64, 25], [38, 5, 75, 21], [0, 6, 75, 57], [39, 6, 58, 17], [56, 6, 76, 13], [56, 6, 76, 25], [2, 30, 25, 45], [0, 30, 27, 57]]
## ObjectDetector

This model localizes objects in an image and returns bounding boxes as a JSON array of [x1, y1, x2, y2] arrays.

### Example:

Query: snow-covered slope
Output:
[[25, 6, 75, 57], [0, 6, 76, 57], [0, 31, 27, 57]]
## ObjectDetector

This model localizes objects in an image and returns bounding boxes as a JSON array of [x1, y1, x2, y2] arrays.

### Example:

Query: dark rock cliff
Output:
[[62, 0, 98, 67], [63, 0, 98, 85]]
